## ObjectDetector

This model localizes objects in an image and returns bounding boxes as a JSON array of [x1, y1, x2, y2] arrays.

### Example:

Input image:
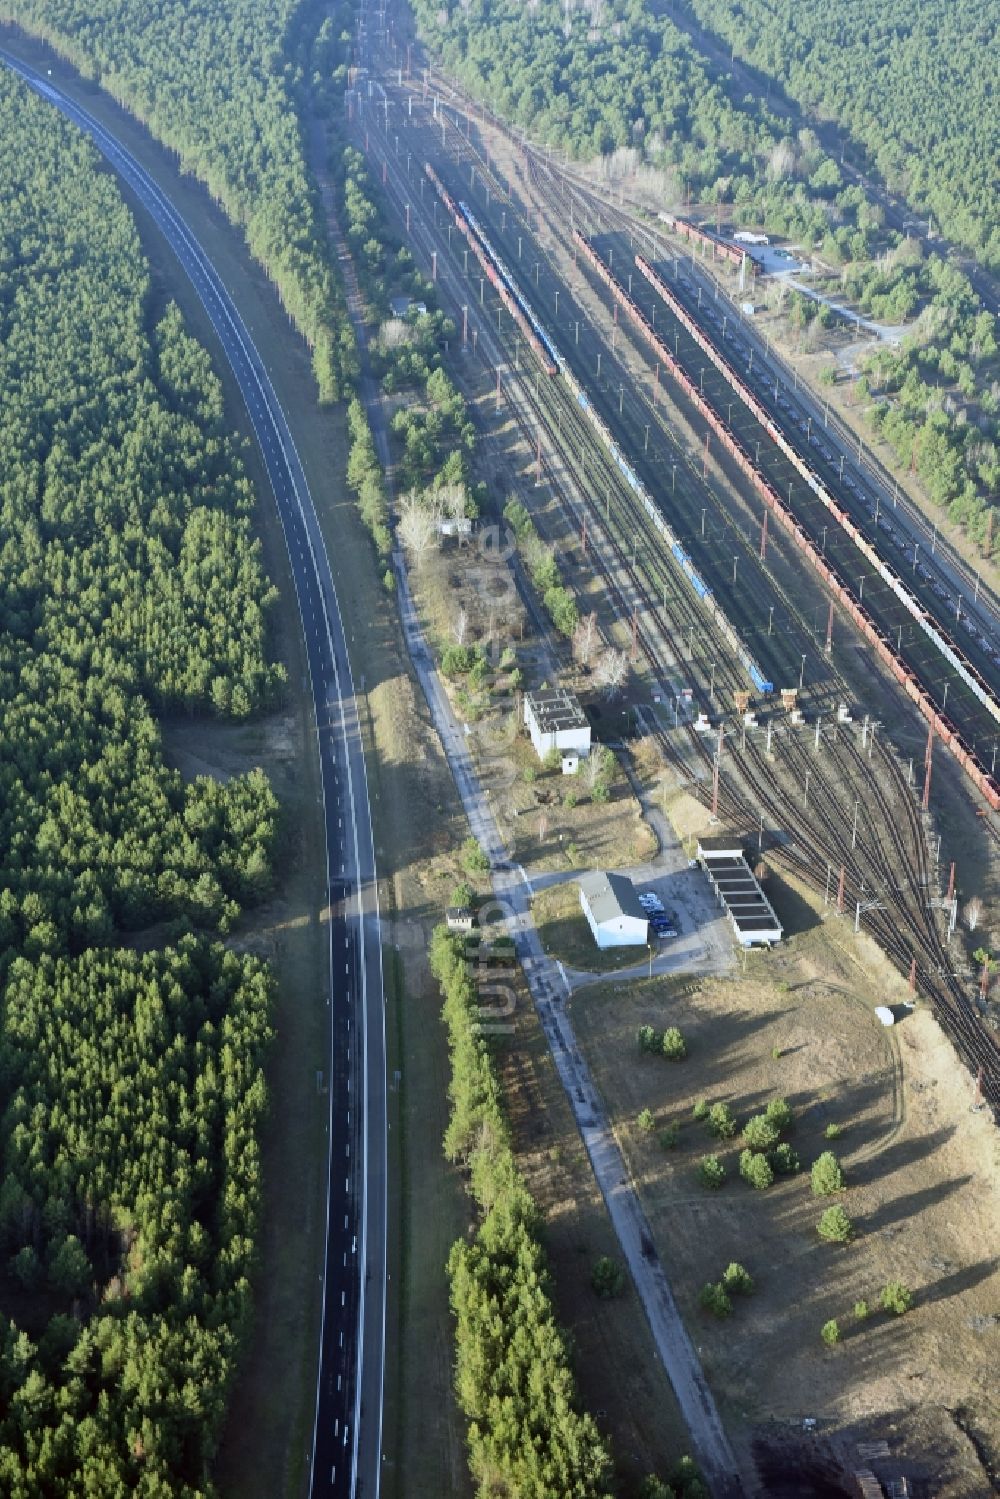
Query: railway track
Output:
[[356, 56, 1000, 1110]]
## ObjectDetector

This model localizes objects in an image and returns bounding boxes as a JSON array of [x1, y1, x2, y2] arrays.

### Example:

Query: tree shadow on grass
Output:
[[862, 1171, 972, 1234], [847, 1123, 955, 1190]]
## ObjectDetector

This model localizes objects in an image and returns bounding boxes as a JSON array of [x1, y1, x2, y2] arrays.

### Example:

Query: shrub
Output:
[[853, 1299, 870, 1321], [817, 1206, 854, 1243], [659, 1123, 680, 1150], [563, 790, 578, 810], [638, 1479, 673, 1499], [698, 1282, 732, 1318], [637, 1024, 661, 1054], [742, 1114, 780, 1152], [880, 1281, 914, 1316], [739, 1149, 774, 1190], [662, 1026, 687, 1060], [771, 1044, 783, 1059], [764, 1097, 793, 1134], [591, 1256, 626, 1299], [461, 836, 490, 874], [449, 881, 475, 910], [692, 1098, 710, 1121], [770, 1142, 801, 1176], [811, 1151, 845, 1196], [441, 644, 475, 677], [382, 567, 395, 591], [707, 1102, 737, 1140], [824, 1121, 843, 1140], [671, 1457, 708, 1497], [722, 1262, 754, 1296], [637, 1107, 656, 1134], [543, 746, 562, 772], [821, 1318, 840, 1346], [699, 1155, 726, 1189]]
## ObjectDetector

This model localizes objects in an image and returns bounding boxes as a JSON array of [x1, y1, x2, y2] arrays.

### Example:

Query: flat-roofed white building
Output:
[[579, 870, 649, 949], [524, 688, 591, 762]]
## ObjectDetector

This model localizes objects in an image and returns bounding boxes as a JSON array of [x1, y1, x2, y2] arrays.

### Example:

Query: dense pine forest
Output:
[[0, 71, 281, 1493], [680, 0, 999, 271], [0, 0, 357, 399]]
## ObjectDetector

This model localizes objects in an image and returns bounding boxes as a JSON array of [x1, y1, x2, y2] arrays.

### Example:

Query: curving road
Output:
[[0, 48, 387, 1499]]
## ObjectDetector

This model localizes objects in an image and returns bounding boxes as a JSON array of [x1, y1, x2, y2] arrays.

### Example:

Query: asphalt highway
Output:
[[0, 48, 387, 1499]]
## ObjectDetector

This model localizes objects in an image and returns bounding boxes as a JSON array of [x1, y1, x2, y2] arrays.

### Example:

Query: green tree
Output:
[[817, 1206, 854, 1243], [707, 1102, 738, 1139], [821, 1318, 840, 1346], [661, 1026, 686, 1060], [699, 1155, 726, 1189], [721, 1262, 754, 1295], [591, 1256, 626, 1299], [770, 1142, 800, 1176], [811, 1151, 845, 1196], [742, 1114, 780, 1152], [880, 1281, 914, 1315], [47, 1237, 91, 1299], [638, 1478, 675, 1499], [461, 836, 491, 874], [698, 1282, 732, 1318], [739, 1150, 774, 1190], [638, 1024, 662, 1053]]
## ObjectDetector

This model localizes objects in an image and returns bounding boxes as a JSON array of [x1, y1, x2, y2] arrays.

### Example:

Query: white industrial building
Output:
[[578, 871, 649, 950], [524, 688, 591, 766]]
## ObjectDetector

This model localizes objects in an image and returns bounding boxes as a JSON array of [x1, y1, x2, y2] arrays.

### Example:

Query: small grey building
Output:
[[579, 871, 649, 950]]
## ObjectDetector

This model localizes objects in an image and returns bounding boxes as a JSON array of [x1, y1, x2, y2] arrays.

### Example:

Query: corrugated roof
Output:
[[578, 870, 648, 926]]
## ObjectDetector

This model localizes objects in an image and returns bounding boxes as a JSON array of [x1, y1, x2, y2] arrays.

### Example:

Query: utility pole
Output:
[[760, 511, 768, 562], [825, 600, 833, 654], [922, 725, 934, 812]]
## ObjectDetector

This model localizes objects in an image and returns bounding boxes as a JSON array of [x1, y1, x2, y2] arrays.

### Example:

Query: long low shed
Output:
[[696, 838, 783, 947]]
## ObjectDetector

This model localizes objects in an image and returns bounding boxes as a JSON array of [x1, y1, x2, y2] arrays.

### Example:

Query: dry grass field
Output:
[[570, 888, 1000, 1497]]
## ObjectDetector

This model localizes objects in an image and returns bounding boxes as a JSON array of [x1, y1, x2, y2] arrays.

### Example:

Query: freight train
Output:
[[423, 162, 773, 697], [572, 229, 1000, 811], [657, 212, 759, 273], [637, 254, 1000, 734]]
